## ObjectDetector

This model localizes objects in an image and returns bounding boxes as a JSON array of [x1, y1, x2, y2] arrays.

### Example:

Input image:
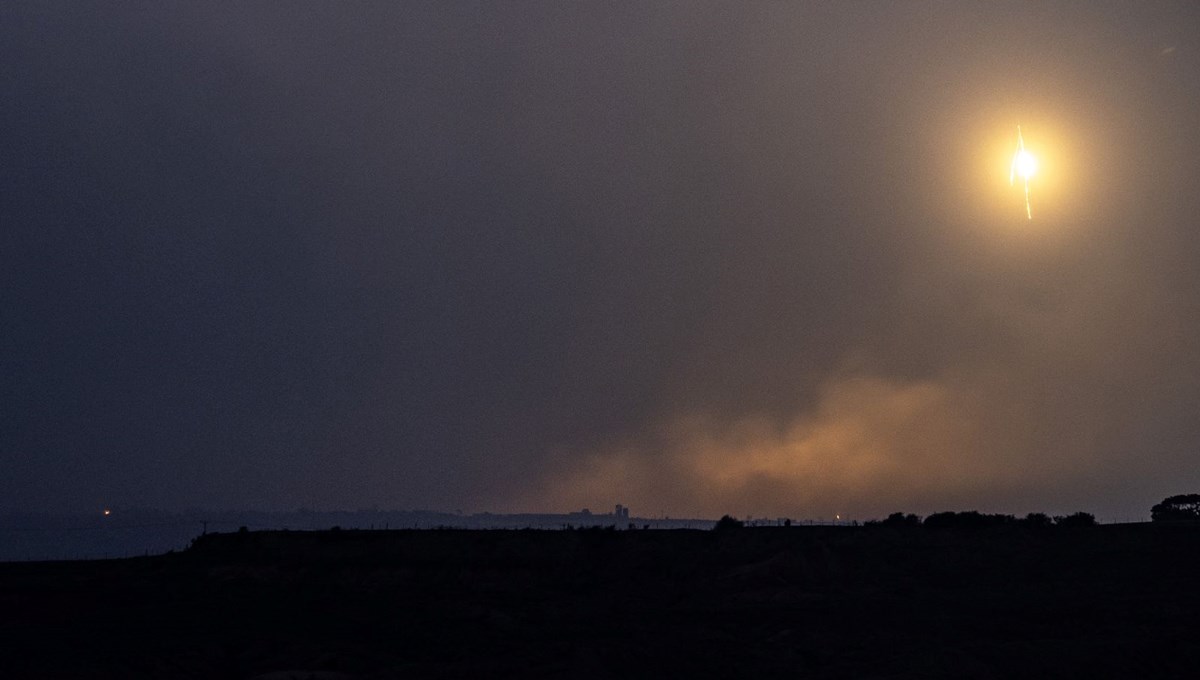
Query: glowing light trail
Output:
[[1010, 125, 1037, 219]]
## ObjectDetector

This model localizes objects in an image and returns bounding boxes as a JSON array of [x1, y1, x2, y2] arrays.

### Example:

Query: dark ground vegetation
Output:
[[2, 524, 1199, 678]]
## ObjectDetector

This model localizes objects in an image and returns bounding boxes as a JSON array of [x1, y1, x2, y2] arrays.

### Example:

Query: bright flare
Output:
[[1015, 150, 1037, 179], [1010, 125, 1036, 219]]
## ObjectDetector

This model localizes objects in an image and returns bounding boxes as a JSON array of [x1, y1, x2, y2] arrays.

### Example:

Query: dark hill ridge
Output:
[[3, 525, 1199, 678]]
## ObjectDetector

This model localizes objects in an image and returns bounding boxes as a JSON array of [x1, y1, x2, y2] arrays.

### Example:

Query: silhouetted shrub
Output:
[[1054, 512, 1096, 527], [922, 512, 958, 528], [954, 511, 988, 528], [923, 511, 1015, 529], [713, 515, 745, 531], [1019, 512, 1053, 528], [882, 512, 922, 527], [1151, 494, 1200, 523]]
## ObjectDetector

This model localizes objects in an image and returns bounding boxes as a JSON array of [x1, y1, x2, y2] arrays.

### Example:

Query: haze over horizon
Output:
[[5, 2, 1200, 521]]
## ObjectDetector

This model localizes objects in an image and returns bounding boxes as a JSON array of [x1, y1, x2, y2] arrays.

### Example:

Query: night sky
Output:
[[5, 2, 1200, 520]]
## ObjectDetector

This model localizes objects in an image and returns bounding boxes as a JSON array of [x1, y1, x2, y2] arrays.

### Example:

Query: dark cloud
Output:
[[4, 2, 1200, 519]]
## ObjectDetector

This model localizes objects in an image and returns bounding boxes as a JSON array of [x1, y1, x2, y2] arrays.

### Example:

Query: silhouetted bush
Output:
[[866, 512, 921, 527], [957, 511, 992, 528], [883, 512, 922, 527], [922, 512, 955, 528], [1019, 512, 1053, 528], [1151, 494, 1200, 523], [923, 511, 1015, 529], [1054, 512, 1096, 527], [713, 515, 745, 531]]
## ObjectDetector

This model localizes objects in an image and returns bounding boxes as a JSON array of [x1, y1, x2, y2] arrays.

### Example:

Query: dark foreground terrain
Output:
[[2, 525, 1199, 679]]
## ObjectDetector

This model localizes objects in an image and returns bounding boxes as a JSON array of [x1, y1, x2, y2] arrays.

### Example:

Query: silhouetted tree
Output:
[[922, 512, 959, 528], [923, 511, 1014, 529], [1151, 494, 1200, 523], [953, 511, 988, 528], [713, 515, 745, 531], [881, 512, 922, 527], [1054, 512, 1096, 527], [1019, 512, 1053, 528]]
